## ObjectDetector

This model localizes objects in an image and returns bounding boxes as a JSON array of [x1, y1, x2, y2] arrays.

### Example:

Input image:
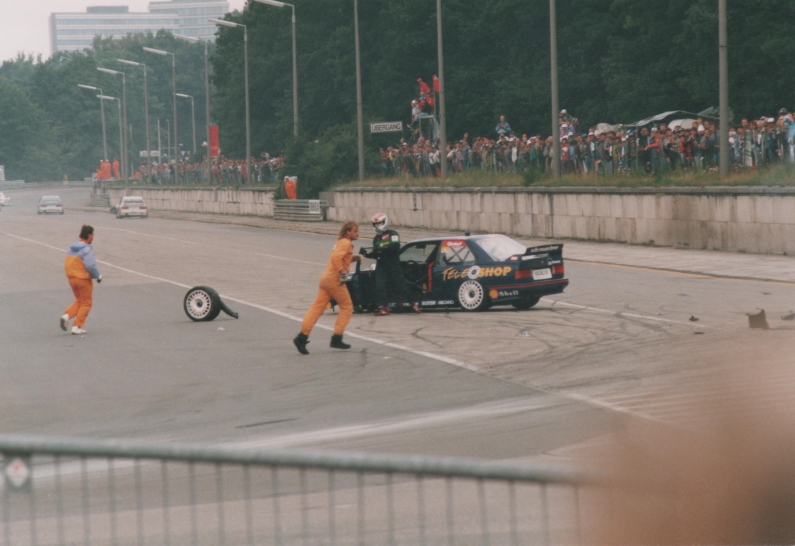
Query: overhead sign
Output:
[[140, 150, 160, 158], [370, 122, 403, 133], [0, 166, 5, 181]]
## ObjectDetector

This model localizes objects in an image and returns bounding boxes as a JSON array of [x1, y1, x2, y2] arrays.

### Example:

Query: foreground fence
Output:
[[0, 434, 586, 546]]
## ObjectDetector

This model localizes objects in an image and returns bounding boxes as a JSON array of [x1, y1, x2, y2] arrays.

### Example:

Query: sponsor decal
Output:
[[442, 266, 514, 282], [498, 289, 519, 297], [381, 234, 390, 240], [442, 240, 467, 248], [391, 235, 399, 242], [438, 300, 455, 305], [421, 300, 437, 306], [489, 289, 499, 300]]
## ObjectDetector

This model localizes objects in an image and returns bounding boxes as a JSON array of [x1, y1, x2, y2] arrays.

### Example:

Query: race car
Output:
[[348, 234, 569, 312]]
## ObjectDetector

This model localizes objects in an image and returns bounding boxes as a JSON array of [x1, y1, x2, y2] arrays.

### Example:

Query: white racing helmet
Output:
[[372, 212, 388, 233]]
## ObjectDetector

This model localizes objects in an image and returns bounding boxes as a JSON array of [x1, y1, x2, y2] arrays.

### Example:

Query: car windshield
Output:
[[475, 235, 527, 261]]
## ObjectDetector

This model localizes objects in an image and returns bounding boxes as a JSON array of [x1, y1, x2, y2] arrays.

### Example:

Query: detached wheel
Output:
[[458, 280, 489, 312], [512, 295, 541, 310], [184, 286, 222, 321]]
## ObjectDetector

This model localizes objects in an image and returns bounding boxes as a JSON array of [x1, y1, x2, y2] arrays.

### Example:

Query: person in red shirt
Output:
[[293, 221, 361, 354], [113, 159, 121, 180]]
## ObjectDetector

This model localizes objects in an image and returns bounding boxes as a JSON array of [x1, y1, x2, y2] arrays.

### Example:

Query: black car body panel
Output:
[[348, 234, 569, 311]]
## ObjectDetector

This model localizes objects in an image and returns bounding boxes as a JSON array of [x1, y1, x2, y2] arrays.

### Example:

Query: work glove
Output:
[[339, 272, 351, 284]]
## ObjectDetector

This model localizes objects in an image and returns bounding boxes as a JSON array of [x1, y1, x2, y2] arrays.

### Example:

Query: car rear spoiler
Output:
[[523, 244, 563, 258]]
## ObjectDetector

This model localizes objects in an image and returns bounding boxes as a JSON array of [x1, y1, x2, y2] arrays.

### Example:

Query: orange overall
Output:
[[301, 238, 354, 336], [64, 256, 94, 328]]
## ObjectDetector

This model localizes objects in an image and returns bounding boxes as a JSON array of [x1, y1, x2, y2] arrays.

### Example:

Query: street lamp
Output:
[[97, 95, 124, 179], [98, 67, 128, 178], [210, 18, 251, 184], [436, 0, 448, 179], [144, 46, 180, 185], [177, 93, 196, 156], [77, 84, 107, 161], [118, 59, 152, 184], [253, 0, 299, 137], [353, 0, 364, 181], [175, 34, 213, 183]]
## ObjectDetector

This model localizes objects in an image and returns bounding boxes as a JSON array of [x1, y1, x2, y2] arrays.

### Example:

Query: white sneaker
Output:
[[71, 326, 86, 335], [60, 314, 70, 331]]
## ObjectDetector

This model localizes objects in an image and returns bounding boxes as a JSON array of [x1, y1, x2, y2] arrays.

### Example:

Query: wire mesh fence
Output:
[[0, 435, 587, 546]]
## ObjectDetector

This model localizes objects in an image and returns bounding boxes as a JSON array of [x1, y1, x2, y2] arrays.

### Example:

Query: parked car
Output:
[[38, 196, 64, 215], [0, 192, 10, 206], [348, 234, 569, 312], [115, 196, 148, 219]]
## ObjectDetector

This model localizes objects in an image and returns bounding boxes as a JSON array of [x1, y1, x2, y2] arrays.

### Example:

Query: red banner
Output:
[[210, 125, 220, 157]]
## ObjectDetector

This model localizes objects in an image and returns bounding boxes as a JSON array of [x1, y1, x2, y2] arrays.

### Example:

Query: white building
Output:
[[50, 0, 230, 54]]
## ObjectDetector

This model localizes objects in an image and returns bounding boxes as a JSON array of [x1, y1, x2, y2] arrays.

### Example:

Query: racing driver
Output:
[[363, 212, 421, 316]]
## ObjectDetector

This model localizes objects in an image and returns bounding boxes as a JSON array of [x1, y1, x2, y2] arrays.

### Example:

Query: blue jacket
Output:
[[65, 241, 101, 279]]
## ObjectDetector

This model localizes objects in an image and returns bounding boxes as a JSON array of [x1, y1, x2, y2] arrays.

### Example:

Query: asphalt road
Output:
[[2, 186, 794, 464]]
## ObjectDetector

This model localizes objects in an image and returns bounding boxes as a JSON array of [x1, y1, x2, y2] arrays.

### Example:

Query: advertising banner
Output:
[[210, 126, 220, 158]]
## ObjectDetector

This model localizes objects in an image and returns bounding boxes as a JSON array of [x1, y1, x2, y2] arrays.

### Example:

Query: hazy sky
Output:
[[0, 0, 246, 63]]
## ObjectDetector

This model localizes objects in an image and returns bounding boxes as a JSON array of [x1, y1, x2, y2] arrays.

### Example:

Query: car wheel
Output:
[[183, 286, 222, 322], [458, 280, 489, 311], [512, 295, 541, 310]]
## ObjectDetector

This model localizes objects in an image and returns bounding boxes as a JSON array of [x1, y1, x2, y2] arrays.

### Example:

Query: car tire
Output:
[[184, 286, 223, 322], [457, 280, 489, 311], [512, 295, 541, 310]]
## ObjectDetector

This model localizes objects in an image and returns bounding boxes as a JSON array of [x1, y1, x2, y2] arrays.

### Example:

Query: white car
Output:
[[38, 196, 64, 215], [116, 196, 148, 219], [0, 192, 10, 206]]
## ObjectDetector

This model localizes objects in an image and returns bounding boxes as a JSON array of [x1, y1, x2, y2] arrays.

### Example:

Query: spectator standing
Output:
[[495, 116, 512, 139]]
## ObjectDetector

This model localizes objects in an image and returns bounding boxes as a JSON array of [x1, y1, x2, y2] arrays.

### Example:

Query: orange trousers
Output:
[[65, 278, 93, 328], [301, 277, 353, 337]]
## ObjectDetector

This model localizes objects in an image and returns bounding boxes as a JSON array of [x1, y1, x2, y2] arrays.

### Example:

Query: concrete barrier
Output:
[[108, 185, 795, 255], [326, 186, 795, 255], [107, 187, 277, 217]]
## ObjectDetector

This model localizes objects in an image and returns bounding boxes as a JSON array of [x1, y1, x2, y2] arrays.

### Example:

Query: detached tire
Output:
[[512, 295, 541, 310], [184, 286, 222, 322], [458, 280, 489, 312]]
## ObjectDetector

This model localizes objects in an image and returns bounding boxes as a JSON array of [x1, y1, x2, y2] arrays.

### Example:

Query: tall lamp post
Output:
[[176, 34, 213, 184], [98, 67, 128, 178], [253, 0, 299, 137], [353, 0, 365, 181], [144, 47, 180, 185], [118, 59, 152, 184], [436, 0, 448, 179], [718, 0, 729, 178], [98, 95, 124, 178], [550, 0, 560, 178], [78, 84, 108, 161], [210, 18, 251, 184], [177, 93, 197, 156]]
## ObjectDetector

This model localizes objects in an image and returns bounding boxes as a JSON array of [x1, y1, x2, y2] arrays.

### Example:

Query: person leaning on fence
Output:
[[293, 221, 361, 355], [60, 225, 102, 335]]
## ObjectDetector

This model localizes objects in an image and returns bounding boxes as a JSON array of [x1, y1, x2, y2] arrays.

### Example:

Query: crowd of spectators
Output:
[[134, 153, 285, 185], [381, 108, 795, 179]]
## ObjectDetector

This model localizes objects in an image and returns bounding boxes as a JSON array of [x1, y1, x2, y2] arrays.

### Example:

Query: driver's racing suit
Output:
[[365, 229, 411, 311]]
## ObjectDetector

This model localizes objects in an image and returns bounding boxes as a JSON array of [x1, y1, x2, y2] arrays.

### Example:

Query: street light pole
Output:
[[354, 0, 365, 181], [253, 0, 299, 137], [176, 34, 213, 184], [718, 0, 730, 178], [144, 47, 179, 185], [550, 0, 560, 178], [210, 19, 251, 184], [98, 67, 127, 178], [436, 0, 448, 179], [118, 59, 152, 184], [177, 93, 197, 156], [78, 84, 107, 161], [98, 95, 123, 178]]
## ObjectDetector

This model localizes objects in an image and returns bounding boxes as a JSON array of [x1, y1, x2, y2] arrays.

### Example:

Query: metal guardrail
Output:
[[0, 434, 586, 546], [274, 199, 329, 222]]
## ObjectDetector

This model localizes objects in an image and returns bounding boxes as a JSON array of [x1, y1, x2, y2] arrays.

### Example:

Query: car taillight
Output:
[[121, 207, 128, 210], [515, 269, 532, 280], [141, 206, 147, 210], [552, 264, 565, 276]]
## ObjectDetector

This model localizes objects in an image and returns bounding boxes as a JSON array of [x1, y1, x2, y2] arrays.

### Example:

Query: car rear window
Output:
[[475, 235, 527, 261]]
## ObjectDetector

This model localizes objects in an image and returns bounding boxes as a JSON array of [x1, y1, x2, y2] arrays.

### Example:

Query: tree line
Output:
[[0, 0, 793, 187]]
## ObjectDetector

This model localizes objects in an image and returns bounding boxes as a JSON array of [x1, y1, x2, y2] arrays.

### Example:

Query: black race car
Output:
[[349, 234, 569, 312]]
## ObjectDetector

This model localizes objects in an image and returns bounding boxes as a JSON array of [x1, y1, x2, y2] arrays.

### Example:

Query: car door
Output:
[[398, 241, 440, 300], [434, 239, 478, 304]]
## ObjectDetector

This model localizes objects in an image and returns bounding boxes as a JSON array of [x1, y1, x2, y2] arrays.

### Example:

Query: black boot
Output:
[[293, 333, 310, 354], [330, 334, 351, 350]]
